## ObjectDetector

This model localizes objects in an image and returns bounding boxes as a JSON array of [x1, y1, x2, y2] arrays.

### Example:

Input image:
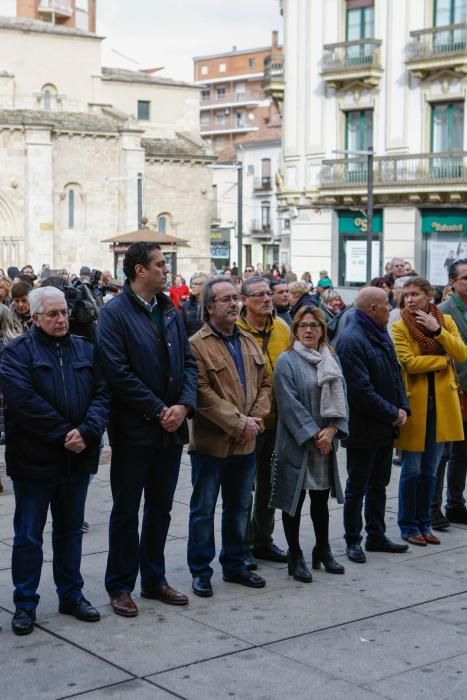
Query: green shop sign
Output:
[[421, 209, 467, 235], [338, 210, 383, 235]]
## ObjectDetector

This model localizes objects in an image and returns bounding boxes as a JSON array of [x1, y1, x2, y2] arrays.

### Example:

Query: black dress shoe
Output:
[[365, 537, 408, 553], [431, 508, 450, 531], [346, 544, 367, 563], [192, 576, 213, 598], [59, 596, 100, 622], [253, 544, 287, 563], [12, 608, 36, 635], [223, 570, 266, 588], [244, 552, 258, 571], [445, 508, 467, 525]]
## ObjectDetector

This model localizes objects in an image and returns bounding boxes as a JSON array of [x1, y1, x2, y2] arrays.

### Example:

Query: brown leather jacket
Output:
[[189, 323, 272, 458]]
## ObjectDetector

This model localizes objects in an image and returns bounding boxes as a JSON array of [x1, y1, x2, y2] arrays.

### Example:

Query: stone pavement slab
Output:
[[149, 647, 384, 700], [2, 445, 467, 699]]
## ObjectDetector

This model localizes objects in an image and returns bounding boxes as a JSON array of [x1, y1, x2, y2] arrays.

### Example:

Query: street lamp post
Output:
[[333, 147, 375, 282]]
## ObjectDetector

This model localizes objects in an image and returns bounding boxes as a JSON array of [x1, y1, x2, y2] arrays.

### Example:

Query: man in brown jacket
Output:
[[187, 277, 272, 597]]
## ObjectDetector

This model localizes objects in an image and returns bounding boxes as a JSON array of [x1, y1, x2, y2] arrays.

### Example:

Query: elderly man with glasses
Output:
[[187, 277, 271, 596], [0, 286, 109, 635], [237, 276, 290, 568]]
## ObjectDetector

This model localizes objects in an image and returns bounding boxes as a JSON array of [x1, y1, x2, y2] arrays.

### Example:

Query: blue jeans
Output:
[[105, 442, 183, 596], [12, 473, 90, 609], [446, 424, 467, 512], [187, 451, 256, 578], [398, 399, 444, 537], [343, 444, 393, 545]]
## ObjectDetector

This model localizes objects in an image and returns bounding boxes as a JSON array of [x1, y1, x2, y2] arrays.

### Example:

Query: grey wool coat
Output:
[[270, 349, 348, 517]]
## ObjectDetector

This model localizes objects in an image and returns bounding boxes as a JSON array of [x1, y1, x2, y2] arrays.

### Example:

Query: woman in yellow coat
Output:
[[392, 276, 467, 546]]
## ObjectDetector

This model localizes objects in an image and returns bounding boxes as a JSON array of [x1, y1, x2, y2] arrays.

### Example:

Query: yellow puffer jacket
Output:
[[237, 312, 290, 429], [392, 314, 467, 451]]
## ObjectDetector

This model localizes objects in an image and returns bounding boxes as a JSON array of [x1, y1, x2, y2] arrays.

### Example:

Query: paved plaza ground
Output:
[[1, 444, 467, 699]]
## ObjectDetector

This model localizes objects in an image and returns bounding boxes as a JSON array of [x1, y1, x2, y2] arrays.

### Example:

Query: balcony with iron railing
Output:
[[320, 152, 467, 191], [250, 220, 272, 236], [200, 117, 258, 135], [321, 39, 383, 89], [200, 90, 264, 110], [406, 23, 467, 78], [263, 54, 285, 113], [253, 176, 272, 192], [38, 0, 73, 17]]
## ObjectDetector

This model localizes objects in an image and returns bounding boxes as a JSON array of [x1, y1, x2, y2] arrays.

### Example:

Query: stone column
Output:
[[25, 127, 54, 268]]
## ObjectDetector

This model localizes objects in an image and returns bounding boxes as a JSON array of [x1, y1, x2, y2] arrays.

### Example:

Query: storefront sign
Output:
[[431, 222, 463, 233], [338, 210, 383, 235]]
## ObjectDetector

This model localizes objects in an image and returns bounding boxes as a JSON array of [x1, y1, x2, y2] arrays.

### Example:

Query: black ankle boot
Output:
[[287, 550, 312, 582], [312, 545, 345, 574]]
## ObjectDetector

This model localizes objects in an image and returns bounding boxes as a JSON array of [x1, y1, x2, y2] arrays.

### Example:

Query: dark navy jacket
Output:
[[181, 294, 203, 337], [336, 318, 409, 448], [97, 282, 198, 446], [0, 326, 110, 481]]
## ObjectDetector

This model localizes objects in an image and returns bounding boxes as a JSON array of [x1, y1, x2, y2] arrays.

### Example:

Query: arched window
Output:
[[68, 189, 75, 229], [61, 183, 84, 231], [157, 213, 172, 234], [40, 83, 58, 110]]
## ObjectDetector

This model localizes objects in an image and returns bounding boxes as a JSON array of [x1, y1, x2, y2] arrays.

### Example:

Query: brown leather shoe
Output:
[[423, 533, 441, 545], [404, 534, 427, 546], [110, 592, 138, 617], [141, 584, 189, 606]]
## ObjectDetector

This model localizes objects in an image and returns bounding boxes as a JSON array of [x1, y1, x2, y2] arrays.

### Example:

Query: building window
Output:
[[261, 202, 271, 230], [216, 87, 225, 99], [200, 113, 210, 126], [219, 63, 226, 72], [344, 109, 373, 182], [248, 57, 256, 68], [235, 82, 246, 101], [137, 100, 151, 120], [434, 0, 467, 26], [261, 158, 271, 188], [201, 89, 210, 102], [216, 112, 226, 125], [236, 111, 244, 127], [68, 189, 75, 229], [40, 83, 58, 111], [216, 136, 225, 148], [201, 65, 208, 75], [431, 102, 464, 176], [157, 213, 171, 234], [75, 0, 89, 30]]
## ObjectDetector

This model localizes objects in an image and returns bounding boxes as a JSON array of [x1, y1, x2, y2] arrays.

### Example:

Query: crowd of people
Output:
[[0, 248, 466, 637]]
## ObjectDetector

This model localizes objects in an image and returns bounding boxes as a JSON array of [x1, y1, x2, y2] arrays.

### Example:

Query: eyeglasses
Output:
[[244, 268, 254, 272], [36, 309, 71, 319], [213, 294, 240, 304], [246, 291, 273, 298], [298, 322, 321, 330]]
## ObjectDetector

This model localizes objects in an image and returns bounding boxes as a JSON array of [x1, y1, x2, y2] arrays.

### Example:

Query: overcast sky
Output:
[[97, 0, 282, 81]]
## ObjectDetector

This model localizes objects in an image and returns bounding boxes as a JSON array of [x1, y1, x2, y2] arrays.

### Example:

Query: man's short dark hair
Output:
[[123, 242, 162, 281], [11, 281, 33, 299], [270, 279, 287, 289], [449, 258, 467, 281]]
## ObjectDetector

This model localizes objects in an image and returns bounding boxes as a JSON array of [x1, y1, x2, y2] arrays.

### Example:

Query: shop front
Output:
[[421, 209, 467, 286], [338, 210, 383, 286], [210, 228, 231, 271]]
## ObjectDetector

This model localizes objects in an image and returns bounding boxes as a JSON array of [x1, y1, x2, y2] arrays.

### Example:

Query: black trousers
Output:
[[282, 489, 330, 555]]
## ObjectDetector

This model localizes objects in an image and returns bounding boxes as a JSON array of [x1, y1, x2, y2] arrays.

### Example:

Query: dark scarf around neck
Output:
[[355, 309, 391, 345]]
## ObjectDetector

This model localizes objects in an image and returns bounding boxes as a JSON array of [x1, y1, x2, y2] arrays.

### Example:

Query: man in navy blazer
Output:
[[97, 242, 197, 617]]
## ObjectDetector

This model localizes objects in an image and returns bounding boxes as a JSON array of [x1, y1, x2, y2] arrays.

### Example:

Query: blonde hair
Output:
[[0, 304, 21, 341]]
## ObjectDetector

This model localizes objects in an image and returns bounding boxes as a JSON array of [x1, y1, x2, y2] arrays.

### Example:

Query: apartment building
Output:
[[194, 32, 282, 161], [7, 0, 97, 32], [279, 0, 467, 286]]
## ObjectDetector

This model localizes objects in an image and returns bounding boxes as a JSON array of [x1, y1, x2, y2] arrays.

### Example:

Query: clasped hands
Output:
[[64, 428, 86, 454], [159, 404, 189, 432], [392, 409, 407, 427], [313, 426, 337, 456], [239, 416, 263, 445]]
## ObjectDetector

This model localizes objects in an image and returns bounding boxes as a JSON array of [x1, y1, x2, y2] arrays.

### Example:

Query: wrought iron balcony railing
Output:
[[322, 38, 382, 72], [253, 177, 272, 192], [320, 152, 467, 188], [407, 23, 467, 61]]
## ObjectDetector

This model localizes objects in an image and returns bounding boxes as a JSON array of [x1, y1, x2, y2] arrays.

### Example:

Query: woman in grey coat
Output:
[[271, 306, 348, 582]]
